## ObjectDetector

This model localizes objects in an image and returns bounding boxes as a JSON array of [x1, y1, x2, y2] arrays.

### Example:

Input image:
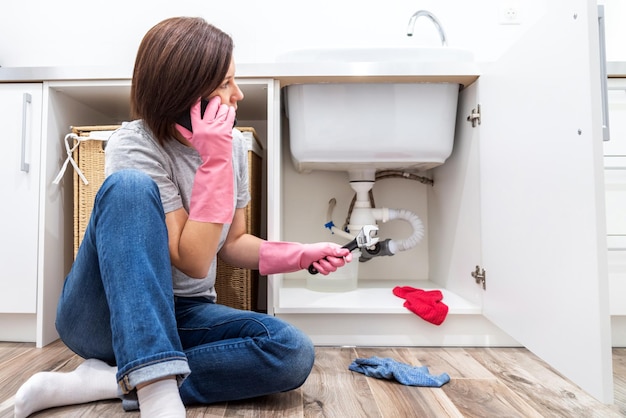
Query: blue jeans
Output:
[[56, 169, 315, 406]]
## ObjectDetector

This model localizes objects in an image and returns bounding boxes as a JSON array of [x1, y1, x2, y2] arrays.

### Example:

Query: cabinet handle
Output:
[[21, 92, 32, 173], [598, 5, 610, 142]]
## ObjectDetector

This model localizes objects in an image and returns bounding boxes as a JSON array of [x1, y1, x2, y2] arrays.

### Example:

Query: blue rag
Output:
[[348, 356, 450, 387]]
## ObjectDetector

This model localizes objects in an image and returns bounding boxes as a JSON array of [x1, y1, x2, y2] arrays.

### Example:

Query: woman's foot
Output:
[[136, 377, 185, 418], [14, 358, 118, 418]]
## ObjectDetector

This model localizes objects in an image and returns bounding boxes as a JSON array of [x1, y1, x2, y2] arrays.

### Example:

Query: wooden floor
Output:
[[0, 340, 624, 417]]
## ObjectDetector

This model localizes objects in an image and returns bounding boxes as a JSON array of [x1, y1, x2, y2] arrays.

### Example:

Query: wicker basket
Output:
[[71, 125, 262, 311], [71, 125, 119, 258]]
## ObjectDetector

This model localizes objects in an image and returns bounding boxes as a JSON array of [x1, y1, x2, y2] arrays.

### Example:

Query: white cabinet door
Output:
[[603, 79, 626, 317], [0, 84, 42, 313], [477, 1, 613, 403], [602, 78, 626, 157]]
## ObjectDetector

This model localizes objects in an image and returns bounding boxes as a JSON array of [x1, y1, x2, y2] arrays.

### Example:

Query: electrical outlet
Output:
[[499, 2, 522, 25]]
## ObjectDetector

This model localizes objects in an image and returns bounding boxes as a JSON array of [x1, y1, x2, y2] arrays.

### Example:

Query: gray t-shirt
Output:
[[104, 120, 251, 301]]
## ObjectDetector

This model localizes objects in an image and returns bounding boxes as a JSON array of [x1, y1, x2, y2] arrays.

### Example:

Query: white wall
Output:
[[2, 1, 623, 68], [600, 0, 626, 61], [1, 0, 553, 68]]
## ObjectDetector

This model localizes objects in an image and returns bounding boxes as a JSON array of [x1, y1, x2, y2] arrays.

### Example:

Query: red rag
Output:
[[392, 286, 449, 326]]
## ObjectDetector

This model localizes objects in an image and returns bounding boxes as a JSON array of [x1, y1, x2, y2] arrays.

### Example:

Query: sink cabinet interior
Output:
[[270, 79, 518, 347]]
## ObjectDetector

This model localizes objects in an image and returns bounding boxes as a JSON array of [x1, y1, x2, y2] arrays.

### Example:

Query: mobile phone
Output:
[[175, 98, 237, 132], [175, 98, 210, 132]]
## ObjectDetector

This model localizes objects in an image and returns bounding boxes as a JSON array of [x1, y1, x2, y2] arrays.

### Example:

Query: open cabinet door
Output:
[[478, 0, 613, 402]]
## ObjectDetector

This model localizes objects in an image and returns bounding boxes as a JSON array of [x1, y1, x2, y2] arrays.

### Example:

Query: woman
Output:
[[14, 17, 351, 418]]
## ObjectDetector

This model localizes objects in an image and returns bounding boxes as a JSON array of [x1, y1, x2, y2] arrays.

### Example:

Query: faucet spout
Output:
[[407, 10, 448, 47]]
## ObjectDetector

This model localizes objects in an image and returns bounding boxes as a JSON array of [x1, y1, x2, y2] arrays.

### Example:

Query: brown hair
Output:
[[130, 17, 233, 144]]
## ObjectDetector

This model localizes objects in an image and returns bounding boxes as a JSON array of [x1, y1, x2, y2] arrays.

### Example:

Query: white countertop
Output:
[[0, 61, 481, 87], [3, 61, 624, 87]]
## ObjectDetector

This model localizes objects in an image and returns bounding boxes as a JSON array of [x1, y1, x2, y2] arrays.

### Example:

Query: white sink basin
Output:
[[286, 82, 460, 173], [281, 46, 476, 173]]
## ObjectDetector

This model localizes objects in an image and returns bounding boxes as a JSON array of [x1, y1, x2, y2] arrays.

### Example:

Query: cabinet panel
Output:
[[477, 1, 612, 403], [602, 78, 626, 156], [607, 250, 626, 315], [0, 83, 42, 313], [603, 80, 626, 324], [604, 169, 626, 237]]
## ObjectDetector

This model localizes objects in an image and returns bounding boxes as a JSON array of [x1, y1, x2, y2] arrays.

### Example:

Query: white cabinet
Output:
[[0, 78, 273, 345], [0, 82, 76, 347], [0, 84, 42, 339], [603, 78, 626, 344], [268, 1, 613, 404], [476, 2, 611, 403]]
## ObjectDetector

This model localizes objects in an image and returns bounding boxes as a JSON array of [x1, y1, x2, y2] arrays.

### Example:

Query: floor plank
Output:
[[186, 403, 227, 418], [467, 347, 622, 418], [613, 348, 626, 416], [0, 341, 624, 417], [224, 391, 303, 418], [0, 342, 32, 364], [301, 347, 380, 417], [407, 347, 496, 380]]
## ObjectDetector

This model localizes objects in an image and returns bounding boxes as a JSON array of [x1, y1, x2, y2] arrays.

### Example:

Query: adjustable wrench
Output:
[[308, 225, 380, 275]]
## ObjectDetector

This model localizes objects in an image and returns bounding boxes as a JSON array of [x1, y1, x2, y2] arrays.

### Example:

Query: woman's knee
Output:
[[55, 309, 116, 364], [269, 321, 315, 389], [95, 169, 164, 221], [100, 169, 159, 201]]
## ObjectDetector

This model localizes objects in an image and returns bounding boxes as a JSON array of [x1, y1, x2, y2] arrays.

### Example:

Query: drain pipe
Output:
[[325, 205, 425, 259], [324, 168, 427, 259], [358, 208, 425, 261]]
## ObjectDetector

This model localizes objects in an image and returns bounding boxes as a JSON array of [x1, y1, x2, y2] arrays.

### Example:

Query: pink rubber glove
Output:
[[176, 97, 236, 223], [259, 241, 353, 275]]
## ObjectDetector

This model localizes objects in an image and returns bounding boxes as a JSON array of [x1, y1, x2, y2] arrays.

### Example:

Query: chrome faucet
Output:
[[407, 10, 448, 46]]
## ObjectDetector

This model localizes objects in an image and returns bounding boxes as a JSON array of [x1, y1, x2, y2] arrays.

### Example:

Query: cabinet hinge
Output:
[[467, 104, 481, 127], [471, 265, 486, 290]]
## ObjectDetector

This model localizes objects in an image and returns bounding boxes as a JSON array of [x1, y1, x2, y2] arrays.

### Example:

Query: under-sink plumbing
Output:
[[324, 169, 428, 263], [407, 10, 448, 46]]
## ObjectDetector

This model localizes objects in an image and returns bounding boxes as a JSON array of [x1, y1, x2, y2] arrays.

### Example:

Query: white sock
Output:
[[14, 358, 118, 418], [137, 378, 185, 418]]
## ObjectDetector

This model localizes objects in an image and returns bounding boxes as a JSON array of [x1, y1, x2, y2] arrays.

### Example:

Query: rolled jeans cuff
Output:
[[118, 357, 191, 394]]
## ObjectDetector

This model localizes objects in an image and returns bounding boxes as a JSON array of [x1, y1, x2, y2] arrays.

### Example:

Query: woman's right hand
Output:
[[184, 96, 237, 224], [187, 96, 236, 161]]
